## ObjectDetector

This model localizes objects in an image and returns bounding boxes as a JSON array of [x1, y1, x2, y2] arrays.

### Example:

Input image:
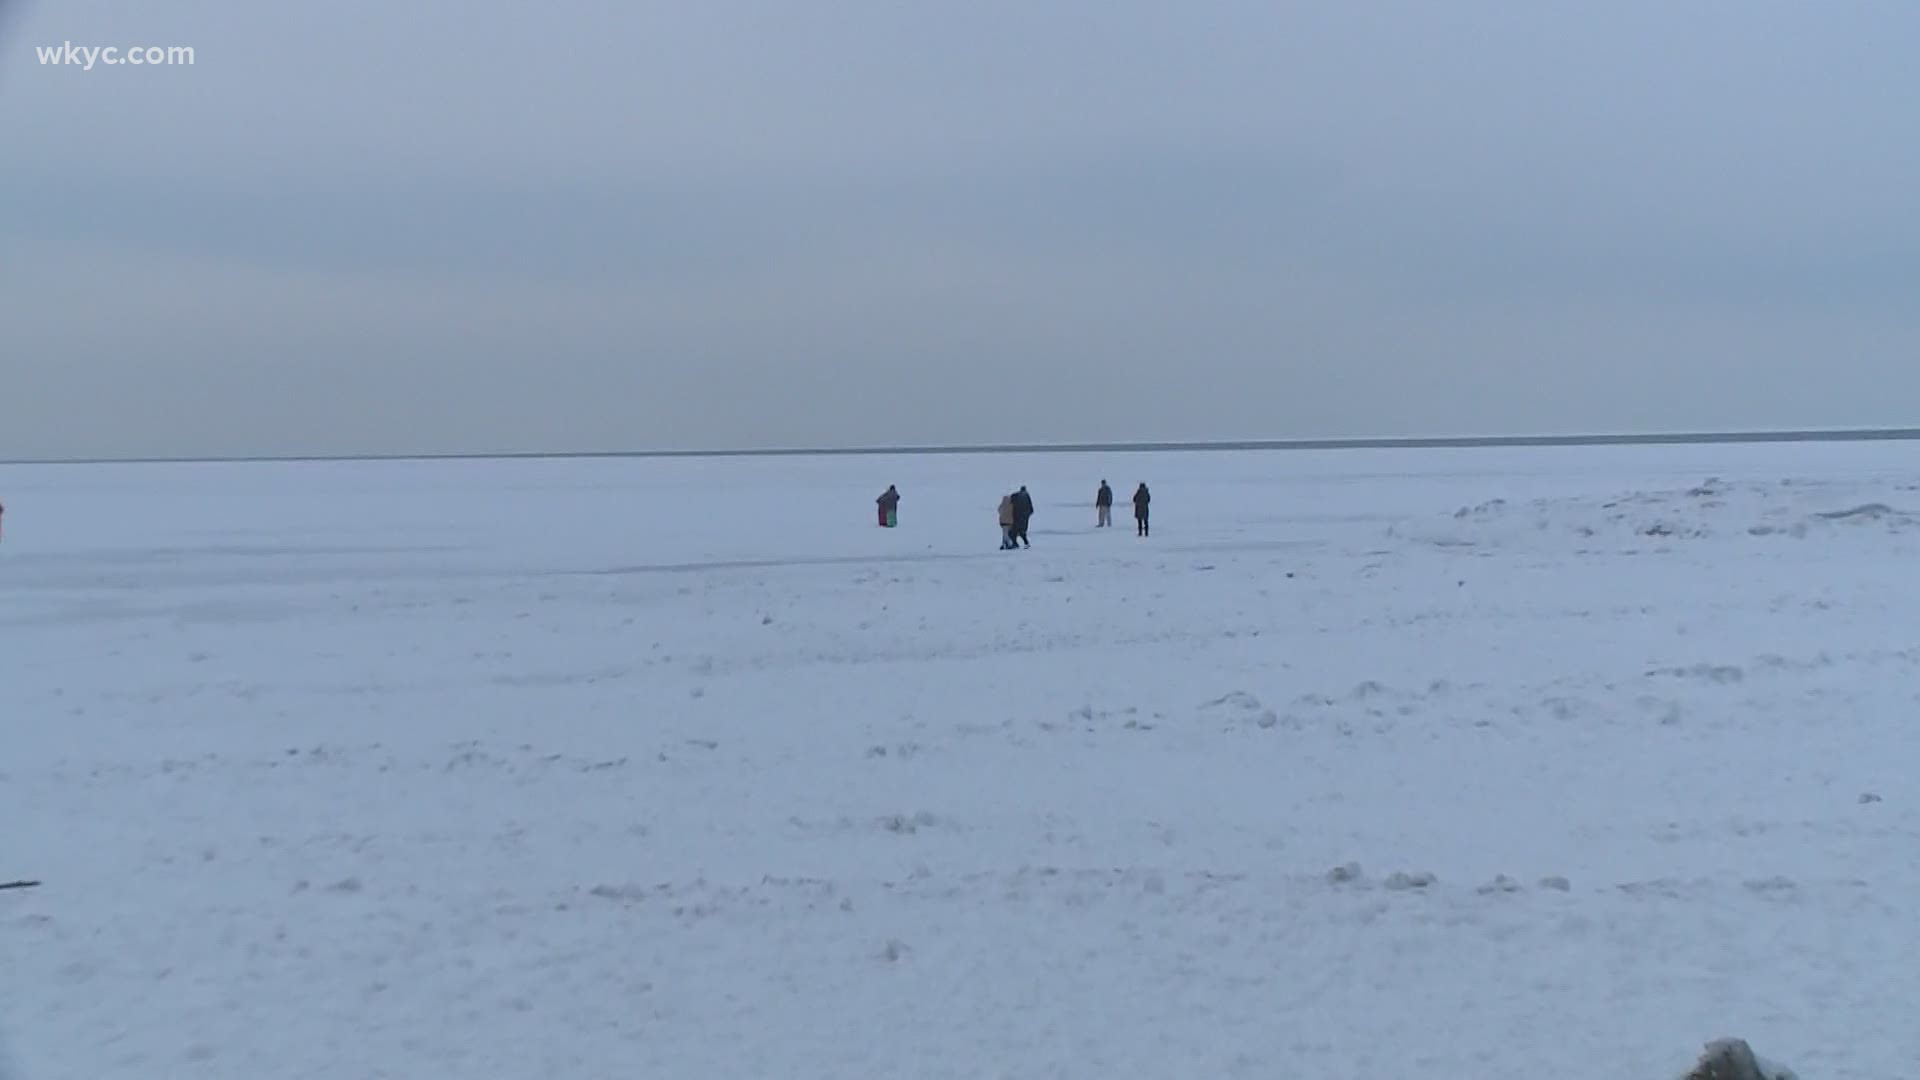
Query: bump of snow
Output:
[[1680, 1038, 1799, 1080], [1816, 502, 1901, 521], [879, 811, 939, 835], [588, 883, 651, 904], [1203, 691, 1263, 712]]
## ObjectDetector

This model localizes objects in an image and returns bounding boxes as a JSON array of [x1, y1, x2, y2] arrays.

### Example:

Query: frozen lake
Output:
[[5, 443, 1920, 1078]]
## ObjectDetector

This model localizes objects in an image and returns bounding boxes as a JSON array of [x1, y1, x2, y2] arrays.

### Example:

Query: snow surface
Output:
[[4, 444, 1919, 1078]]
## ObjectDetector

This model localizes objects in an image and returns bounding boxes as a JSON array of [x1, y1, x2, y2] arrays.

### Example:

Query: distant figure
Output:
[[0, 497, 5, 543], [998, 493, 1017, 549], [877, 485, 900, 528], [1010, 486, 1034, 548], [1095, 480, 1113, 528], [1132, 483, 1150, 536]]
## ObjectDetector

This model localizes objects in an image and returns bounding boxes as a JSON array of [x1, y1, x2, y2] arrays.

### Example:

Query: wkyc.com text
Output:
[[37, 42, 196, 70]]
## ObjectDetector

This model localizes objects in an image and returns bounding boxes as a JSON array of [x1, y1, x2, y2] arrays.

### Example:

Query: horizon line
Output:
[[6, 426, 1920, 466]]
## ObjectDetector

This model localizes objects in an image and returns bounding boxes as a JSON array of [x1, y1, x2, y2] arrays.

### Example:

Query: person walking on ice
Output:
[[877, 485, 901, 528], [998, 492, 1017, 549], [1095, 480, 1113, 527], [1132, 483, 1151, 536], [1010, 486, 1034, 548]]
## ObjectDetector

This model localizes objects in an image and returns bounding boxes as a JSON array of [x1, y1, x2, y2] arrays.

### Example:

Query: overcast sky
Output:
[[3, 1, 1917, 459]]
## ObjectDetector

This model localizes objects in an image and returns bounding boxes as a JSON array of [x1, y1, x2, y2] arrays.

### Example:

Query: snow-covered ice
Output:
[[4, 444, 1919, 1078]]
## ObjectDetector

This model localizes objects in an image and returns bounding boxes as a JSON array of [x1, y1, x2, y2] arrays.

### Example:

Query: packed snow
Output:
[[3, 444, 1917, 1078]]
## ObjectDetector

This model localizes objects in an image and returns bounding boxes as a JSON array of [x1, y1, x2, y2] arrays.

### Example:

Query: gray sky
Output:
[[4, 1, 1918, 459]]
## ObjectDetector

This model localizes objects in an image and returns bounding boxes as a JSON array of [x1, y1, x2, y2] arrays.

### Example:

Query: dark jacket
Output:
[[1011, 489, 1034, 523], [877, 487, 900, 510], [1132, 485, 1150, 516], [1096, 484, 1112, 507]]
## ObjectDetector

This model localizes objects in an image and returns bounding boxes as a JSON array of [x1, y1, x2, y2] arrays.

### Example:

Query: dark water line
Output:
[[8, 428, 1920, 467]]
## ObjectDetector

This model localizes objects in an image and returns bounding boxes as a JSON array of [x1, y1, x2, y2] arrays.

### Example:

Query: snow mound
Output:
[[1323, 863, 1444, 891], [1383, 870, 1437, 891], [1326, 862, 1365, 885], [1403, 478, 1920, 550], [878, 811, 940, 835], [1680, 1038, 1799, 1080], [1199, 691, 1279, 729], [1405, 483, 1739, 547], [1814, 501, 1909, 523]]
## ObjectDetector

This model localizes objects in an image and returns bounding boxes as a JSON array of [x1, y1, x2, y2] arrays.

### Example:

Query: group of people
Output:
[[1000, 480, 1150, 547], [875, 480, 1151, 548], [1095, 480, 1150, 536]]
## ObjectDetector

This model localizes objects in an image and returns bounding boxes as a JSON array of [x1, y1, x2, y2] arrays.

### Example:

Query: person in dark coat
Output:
[[1132, 483, 1150, 536], [1010, 486, 1034, 548], [877, 485, 900, 527], [1095, 480, 1113, 528]]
